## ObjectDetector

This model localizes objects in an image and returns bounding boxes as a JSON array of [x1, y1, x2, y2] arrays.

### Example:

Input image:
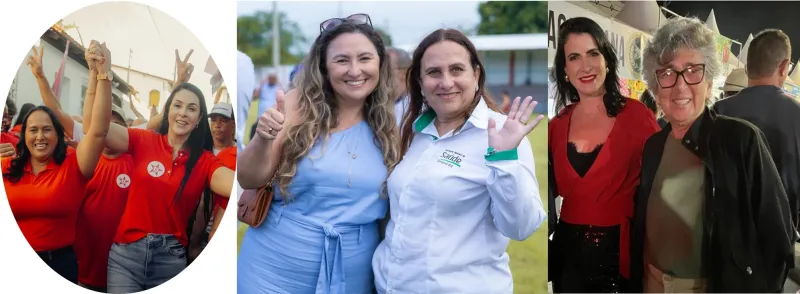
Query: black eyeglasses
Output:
[[655, 64, 706, 89], [320, 13, 372, 33]]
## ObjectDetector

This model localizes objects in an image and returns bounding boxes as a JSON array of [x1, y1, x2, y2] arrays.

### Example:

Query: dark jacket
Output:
[[629, 108, 796, 292], [713, 85, 800, 231]]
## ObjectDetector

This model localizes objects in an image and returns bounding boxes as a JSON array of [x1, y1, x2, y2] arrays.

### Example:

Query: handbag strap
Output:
[[261, 161, 283, 191]]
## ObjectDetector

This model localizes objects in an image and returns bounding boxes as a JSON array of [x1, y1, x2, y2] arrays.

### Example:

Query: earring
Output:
[[565, 75, 569, 82], [475, 84, 479, 92], [420, 90, 425, 97]]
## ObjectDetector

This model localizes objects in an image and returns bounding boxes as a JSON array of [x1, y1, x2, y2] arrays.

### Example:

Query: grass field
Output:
[[237, 101, 548, 293]]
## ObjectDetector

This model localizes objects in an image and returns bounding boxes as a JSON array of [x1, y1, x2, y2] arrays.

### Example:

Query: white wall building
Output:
[[110, 65, 173, 120], [9, 27, 132, 122]]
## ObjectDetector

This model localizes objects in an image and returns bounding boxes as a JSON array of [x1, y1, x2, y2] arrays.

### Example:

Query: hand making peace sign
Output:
[[488, 96, 544, 152], [26, 45, 45, 78], [174, 49, 194, 86]]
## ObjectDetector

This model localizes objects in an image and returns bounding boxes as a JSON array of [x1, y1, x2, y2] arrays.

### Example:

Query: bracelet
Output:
[[97, 72, 112, 81]]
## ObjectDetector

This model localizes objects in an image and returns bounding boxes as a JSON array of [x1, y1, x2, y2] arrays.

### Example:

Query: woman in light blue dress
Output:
[[237, 13, 400, 294]]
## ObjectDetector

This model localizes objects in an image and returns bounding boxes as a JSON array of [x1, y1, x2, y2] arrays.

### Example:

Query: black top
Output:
[[567, 142, 603, 177]]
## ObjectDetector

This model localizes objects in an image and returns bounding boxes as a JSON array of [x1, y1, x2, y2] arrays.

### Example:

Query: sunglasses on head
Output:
[[320, 13, 372, 33]]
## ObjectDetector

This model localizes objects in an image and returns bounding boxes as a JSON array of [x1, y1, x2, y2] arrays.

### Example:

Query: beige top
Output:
[[645, 134, 706, 281]]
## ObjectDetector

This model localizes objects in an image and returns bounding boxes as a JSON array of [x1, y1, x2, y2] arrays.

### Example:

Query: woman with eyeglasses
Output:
[[371, 28, 546, 294], [629, 17, 793, 293], [237, 13, 399, 294], [548, 17, 660, 292]]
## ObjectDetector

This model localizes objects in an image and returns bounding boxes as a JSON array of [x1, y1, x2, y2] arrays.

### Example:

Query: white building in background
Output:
[[10, 26, 132, 122], [110, 65, 172, 119], [398, 33, 549, 113], [396, 34, 548, 86]]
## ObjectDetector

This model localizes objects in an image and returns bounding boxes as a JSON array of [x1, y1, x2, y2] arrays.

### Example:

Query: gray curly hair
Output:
[[642, 17, 722, 96]]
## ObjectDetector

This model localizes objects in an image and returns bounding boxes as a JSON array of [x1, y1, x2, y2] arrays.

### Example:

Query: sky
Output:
[[57, 2, 217, 107], [237, 1, 482, 51], [657, 1, 800, 63]]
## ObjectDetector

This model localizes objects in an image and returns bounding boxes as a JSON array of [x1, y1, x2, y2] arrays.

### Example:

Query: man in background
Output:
[[721, 68, 747, 99], [0, 98, 18, 156], [3, 98, 16, 133], [388, 47, 411, 125], [713, 29, 800, 234]]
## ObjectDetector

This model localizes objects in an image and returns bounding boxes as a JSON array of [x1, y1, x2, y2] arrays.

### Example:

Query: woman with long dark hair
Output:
[[237, 13, 399, 294], [95, 78, 235, 291], [548, 17, 660, 292], [372, 28, 546, 293], [2, 41, 112, 285]]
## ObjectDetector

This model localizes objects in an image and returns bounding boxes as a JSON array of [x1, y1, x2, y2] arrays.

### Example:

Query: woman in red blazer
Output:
[[548, 17, 660, 292]]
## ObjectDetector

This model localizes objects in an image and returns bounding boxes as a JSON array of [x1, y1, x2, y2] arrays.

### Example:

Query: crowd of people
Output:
[[549, 15, 799, 293], [1, 38, 236, 293], [235, 13, 546, 294]]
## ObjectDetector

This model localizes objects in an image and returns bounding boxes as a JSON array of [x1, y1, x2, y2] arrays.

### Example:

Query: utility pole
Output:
[[127, 49, 132, 85], [272, 1, 280, 72]]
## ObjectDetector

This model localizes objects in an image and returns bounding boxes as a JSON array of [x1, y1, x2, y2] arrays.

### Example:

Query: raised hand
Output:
[[488, 96, 544, 152], [255, 89, 285, 141], [175, 49, 194, 85], [26, 45, 45, 78], [86, 41, 112, 76], [84, 40, 103, 72]]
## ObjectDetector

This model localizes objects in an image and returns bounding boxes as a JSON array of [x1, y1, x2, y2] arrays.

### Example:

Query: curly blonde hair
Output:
[[276, 23, 400, 201]]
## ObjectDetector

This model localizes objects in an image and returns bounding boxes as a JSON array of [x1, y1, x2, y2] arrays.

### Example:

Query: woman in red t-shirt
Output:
[[2, 42, 112, 284], [95, 71, 234, 291]]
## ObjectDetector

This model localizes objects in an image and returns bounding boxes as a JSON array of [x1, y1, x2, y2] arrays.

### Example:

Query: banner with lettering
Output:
[[548, 1, 651, 81], [547, 1, 651, 116]]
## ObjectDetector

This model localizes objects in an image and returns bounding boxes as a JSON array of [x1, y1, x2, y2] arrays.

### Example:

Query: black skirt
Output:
[[551, 221, 627, 293]]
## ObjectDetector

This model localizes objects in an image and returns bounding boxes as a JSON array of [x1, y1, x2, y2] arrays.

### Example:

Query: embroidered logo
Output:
[[147, 161, 165, 178], [438, 150, 464, 168], [116, 174, 131, 188]]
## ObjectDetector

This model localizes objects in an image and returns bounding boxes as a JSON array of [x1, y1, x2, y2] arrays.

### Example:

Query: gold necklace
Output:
[[344, 123, 361, 188]]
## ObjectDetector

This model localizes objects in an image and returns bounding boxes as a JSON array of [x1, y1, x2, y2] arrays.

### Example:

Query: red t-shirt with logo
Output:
[[213, 146, 237, 213], [114, 129, 224, 247], [3, 152, 89, 252], [74, 153, 133, 287]]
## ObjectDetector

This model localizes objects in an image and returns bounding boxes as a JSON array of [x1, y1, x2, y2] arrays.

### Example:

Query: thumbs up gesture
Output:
[[488, 96, 544, 152], [255, 89, 286, 141]]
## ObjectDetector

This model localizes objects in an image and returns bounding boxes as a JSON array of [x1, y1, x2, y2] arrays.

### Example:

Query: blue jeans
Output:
[[107, 234, 186, 293]]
